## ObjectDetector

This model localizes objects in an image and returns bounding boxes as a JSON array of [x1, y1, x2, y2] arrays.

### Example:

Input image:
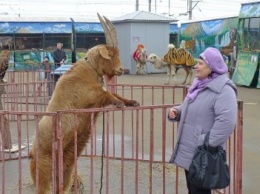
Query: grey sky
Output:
[[0, 0, 253, 20]]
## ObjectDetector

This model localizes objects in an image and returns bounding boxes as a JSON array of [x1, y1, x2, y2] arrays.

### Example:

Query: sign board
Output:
[[232, 52, 259, 87]]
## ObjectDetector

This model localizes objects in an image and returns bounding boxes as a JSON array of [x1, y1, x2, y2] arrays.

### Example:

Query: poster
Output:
[[232, 52, 259, 87]]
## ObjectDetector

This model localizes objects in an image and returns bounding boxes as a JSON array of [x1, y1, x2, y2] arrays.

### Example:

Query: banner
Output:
[[232, 52, 259, 87]]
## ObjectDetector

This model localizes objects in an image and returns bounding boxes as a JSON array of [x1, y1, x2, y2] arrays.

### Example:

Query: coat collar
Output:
[[205, 74, 237, 95]]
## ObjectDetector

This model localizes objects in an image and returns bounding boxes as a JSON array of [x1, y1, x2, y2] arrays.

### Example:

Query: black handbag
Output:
[[188, 132, 230, 189]]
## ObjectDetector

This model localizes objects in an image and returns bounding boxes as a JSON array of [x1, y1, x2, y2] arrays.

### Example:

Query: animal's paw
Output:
[[126, 100, 140, 107], [69, 174, 84, 194]]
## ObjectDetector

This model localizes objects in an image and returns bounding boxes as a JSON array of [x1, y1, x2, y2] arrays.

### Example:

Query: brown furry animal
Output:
[[0, 50, 10, 82], [29, 13, 139, 194]]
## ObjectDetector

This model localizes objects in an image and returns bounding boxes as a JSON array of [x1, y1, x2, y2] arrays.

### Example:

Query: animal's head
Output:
[[86, 45, 123, 79], [147, 54, 166, 69], [147, 54, 158, 64], [86, 13, 123, 80]]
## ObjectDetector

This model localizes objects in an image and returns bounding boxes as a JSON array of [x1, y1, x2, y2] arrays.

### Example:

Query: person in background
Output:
[[168, 47, 237, 194], [41, 56, 52, 99], [53, 42, 66, 69], [41, 56, 51, 80]]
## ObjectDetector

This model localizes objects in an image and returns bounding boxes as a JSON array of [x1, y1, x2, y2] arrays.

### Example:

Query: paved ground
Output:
[[117, 71, 260, 194]]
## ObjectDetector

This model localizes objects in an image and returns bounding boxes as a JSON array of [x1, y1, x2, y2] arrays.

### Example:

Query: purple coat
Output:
[[168, 74, 237, 170]]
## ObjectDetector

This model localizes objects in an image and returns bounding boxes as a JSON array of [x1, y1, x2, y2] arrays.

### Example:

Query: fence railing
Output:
[[0, 102, 243, 194], [0, 71, 243, 194]]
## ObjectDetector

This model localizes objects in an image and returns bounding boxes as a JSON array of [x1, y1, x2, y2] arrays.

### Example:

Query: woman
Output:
[[168, 47, 237, 194]]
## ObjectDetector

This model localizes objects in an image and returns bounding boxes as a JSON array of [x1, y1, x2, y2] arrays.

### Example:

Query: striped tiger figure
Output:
[[147, 45, 195, 85], [161, 47, 194, 85]]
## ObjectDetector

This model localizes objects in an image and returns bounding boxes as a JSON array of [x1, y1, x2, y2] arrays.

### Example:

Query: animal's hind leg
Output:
[[165, 65, 171, 85], [187, 67, 193, 85], [182, 66, 189, 84], [165, 75, 170, 85], [61, 130, 90, 193], [171, 65, 177, 85], [166, 65, 177, 85], [62, 166, 74, 193], [30, 153, 52, 194], [54, 166, 73, 194], [165, 67, 171, 85]]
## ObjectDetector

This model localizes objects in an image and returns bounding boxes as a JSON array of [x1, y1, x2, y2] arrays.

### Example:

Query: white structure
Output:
[[113, 11, 176, 74]]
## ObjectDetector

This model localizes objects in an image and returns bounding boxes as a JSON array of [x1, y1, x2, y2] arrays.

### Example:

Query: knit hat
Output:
[[199, 47, 228, 74]]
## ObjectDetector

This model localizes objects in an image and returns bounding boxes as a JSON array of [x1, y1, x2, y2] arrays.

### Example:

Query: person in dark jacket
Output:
[[168, 47, 237, 194], [53, 42, 66, 69]]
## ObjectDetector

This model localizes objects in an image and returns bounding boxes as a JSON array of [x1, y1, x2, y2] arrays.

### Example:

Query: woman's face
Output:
[[194, 59, 212, 80]]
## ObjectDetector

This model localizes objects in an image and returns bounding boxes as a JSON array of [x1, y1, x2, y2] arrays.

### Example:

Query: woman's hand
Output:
[[168, 108, 178, 119]]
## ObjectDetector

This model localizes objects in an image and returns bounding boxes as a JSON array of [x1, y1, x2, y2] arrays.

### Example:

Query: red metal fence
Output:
[[0, 71, 243, 194]]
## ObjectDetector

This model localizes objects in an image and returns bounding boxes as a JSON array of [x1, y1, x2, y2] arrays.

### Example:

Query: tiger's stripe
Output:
[[162, 48, 194, 66]]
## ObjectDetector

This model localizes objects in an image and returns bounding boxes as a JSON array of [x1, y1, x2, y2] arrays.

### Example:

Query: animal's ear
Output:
[[99, 47, 111, 60]]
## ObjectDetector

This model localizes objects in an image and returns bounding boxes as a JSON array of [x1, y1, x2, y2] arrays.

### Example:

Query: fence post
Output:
[[0, 82, 12, 149], [235, 100, 243, 194]]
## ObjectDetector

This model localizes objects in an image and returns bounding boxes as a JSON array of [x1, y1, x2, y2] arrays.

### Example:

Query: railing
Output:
[[0, 71, 243, 193]]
